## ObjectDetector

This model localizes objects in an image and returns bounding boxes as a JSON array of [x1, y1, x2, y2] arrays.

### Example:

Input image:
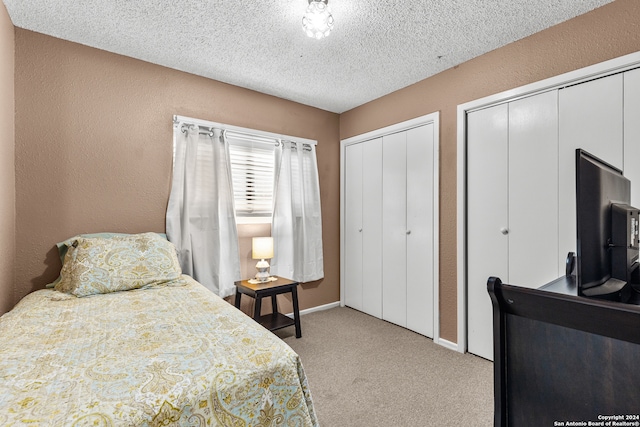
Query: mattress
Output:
[[0, 275, 318, 426]]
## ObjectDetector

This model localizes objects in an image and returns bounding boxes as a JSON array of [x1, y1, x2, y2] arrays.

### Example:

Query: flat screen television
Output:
[[575, 149, 639, 302]]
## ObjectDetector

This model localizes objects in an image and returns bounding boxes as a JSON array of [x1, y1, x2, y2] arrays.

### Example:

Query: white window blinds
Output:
[[227, 136, 277, 219]]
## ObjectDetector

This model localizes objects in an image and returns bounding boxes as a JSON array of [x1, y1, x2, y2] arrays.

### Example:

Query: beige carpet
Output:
[[278, 307, 493, 426]]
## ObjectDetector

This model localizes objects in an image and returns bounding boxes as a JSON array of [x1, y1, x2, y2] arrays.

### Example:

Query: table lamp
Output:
[[252, 237, 274, 283]]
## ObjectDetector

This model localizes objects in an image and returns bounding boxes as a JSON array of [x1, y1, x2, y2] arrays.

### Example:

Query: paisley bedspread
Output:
[[0, 275, 318, 426]]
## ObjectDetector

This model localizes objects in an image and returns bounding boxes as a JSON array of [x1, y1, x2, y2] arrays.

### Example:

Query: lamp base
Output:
[[255, 259, 271, 283], [255, 271, 270, 283]]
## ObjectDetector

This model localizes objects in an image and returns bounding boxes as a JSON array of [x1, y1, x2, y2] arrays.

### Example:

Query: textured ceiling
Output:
[[3, 0, 613, 113]]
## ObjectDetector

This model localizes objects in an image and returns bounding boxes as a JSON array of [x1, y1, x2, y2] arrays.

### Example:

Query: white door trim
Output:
[[456, 50, 640, 354], [340, 112, 440, 345]]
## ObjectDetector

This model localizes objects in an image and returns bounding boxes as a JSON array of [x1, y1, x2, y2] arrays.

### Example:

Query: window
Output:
[[227, 135, 277, 224], [173, 115, 315, 226]]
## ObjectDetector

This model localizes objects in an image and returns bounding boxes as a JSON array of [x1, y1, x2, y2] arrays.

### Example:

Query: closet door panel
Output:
[[382, 132, 407, 327], [624, 69, 640, 207], [558, 74, 623, 272], [508, 91, 559, 286], [361, 138, 383, 318], [467, 103, 509, 361], [344, 143, 363, 311], [406, 124, 434, 337]]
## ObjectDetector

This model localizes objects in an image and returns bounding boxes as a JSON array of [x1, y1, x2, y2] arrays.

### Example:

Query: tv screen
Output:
[[575, 149, 632, 300]]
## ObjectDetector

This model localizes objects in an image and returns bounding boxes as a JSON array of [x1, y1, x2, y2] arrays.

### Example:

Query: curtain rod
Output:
[[173, 115, 317, 146], [178, 124, 312, 150], [177, 124, 281, 146]]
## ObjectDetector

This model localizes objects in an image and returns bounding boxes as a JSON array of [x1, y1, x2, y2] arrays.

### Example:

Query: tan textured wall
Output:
[[0, 3, 15, 315], [340, 0, 640, 343], [12, 1, 640, 342], [14, 30, 340, 313]]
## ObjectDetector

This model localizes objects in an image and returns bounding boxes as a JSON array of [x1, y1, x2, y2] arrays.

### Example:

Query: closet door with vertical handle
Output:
[[406, 124, 435, 337], [344, 143, 364, 311], [467, 103, 509, 361]]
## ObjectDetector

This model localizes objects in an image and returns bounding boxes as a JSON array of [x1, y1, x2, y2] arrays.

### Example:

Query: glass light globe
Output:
[[302, 0, 334, 40]]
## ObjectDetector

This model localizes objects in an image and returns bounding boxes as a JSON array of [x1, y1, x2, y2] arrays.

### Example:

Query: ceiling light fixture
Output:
[[302, 0, 334, 40]]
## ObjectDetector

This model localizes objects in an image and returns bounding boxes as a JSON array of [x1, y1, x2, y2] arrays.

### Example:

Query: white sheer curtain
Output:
[[271, 141, 324, 282], [166, 123, 240, 297]]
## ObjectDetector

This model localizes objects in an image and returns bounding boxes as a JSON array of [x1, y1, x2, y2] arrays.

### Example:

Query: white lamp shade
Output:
[[252, 237, 274, 260]]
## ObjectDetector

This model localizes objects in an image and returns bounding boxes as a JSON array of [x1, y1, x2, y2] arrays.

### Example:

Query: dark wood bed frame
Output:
[[487, 276, 640, 426]]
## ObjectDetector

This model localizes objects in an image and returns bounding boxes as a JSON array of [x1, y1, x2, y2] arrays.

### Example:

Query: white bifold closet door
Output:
[[362, 139, 383, 318], [405, 125, 435, 336], [382, 131, 408, 327], [344, 123, 435, 338], [467, 91, 559, 360], [344, 139, 383, 318], [467, 103, 509, 361], [344, 143, 364, 312], [466, 67, 639, 361], [624, 69, 640, 207], [508, 92, 559, 285], [382, 125, 434, 337], [558, 74, 623, 267]]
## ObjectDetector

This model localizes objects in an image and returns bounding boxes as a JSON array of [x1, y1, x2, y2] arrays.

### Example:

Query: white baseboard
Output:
[[436, 337, 460, 352], [285, 301, 340, 318]]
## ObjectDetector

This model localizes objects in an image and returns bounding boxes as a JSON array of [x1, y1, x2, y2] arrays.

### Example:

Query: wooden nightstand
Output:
[[234, 276, 301, 338]]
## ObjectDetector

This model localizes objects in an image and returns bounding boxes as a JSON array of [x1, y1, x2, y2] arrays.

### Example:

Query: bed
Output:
[[0, 233, 318, 426]]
